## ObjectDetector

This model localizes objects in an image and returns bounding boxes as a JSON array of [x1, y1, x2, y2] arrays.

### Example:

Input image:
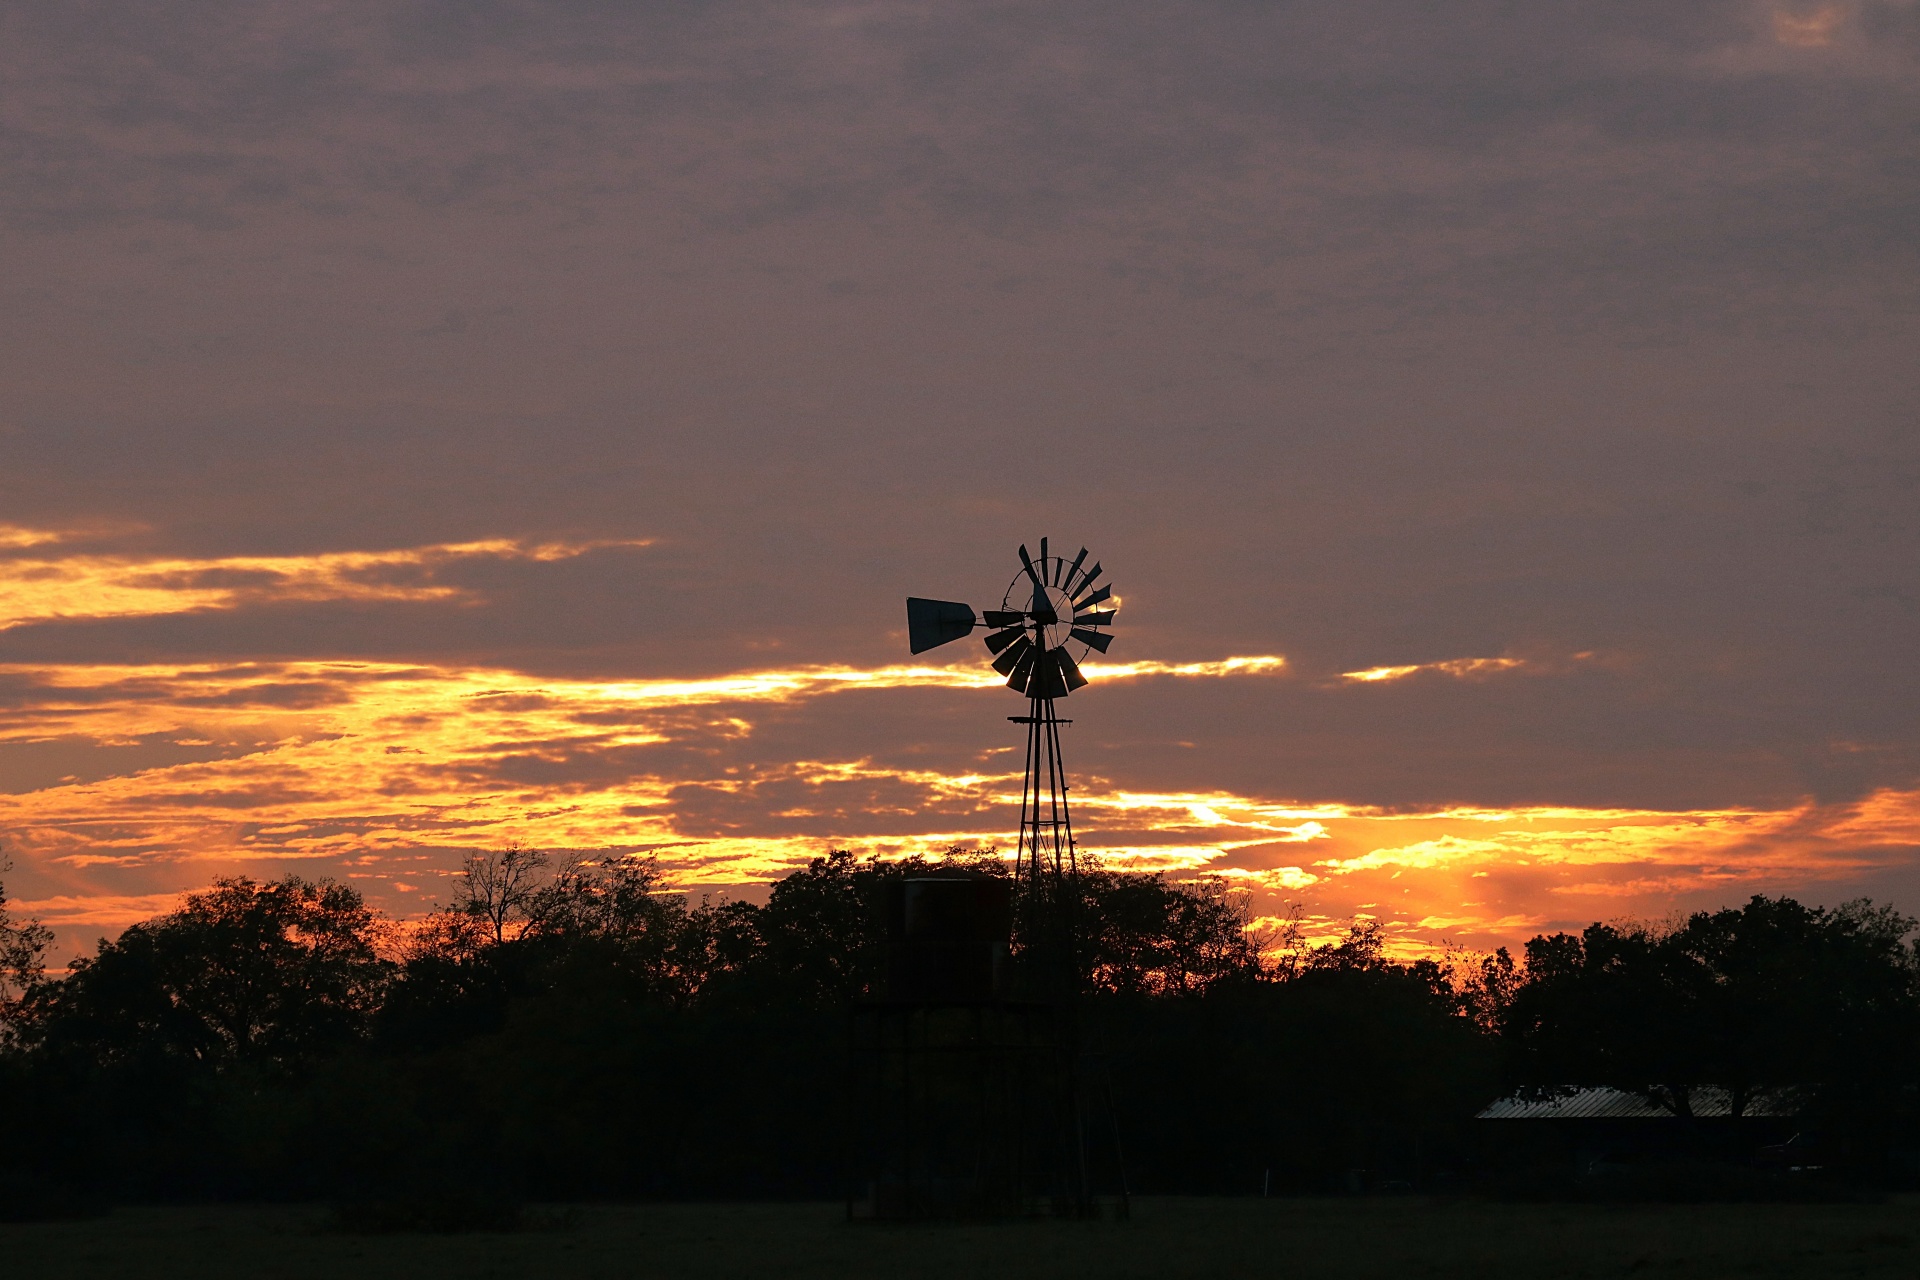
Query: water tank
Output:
[[885, 874, 1013, 1001]]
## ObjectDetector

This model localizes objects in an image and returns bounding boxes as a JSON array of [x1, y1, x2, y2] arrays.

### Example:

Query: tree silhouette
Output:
[[1077, 863, 1266, 995], [0, 856, 53, 1034], [1502, 896, 1920, 1117], [448, 843, 552, 945], [22, 876, 391, 1068], [12, 844, 1920, 1200], [525, 854, 676, 944]]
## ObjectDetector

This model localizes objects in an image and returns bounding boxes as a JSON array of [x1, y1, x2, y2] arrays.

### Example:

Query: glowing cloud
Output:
[[12, 894, 192, 928], [0, 528, 652, 628], [0, 526, 73, 550], [1097, 656, 1288, 680], [1773, 4, 1847, 46], [1340, 657, 1525, 683], [0, 655, 1300, 910], [3, 644, 1918, 962]]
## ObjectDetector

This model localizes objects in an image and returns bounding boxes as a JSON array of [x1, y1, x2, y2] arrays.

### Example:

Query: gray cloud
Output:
[[0, 0, 1917, 881]]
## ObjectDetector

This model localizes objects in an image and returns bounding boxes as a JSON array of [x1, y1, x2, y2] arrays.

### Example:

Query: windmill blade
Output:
[[1005, 643, 1038, 693], [991, 635, 1033, 677], [1039, 537, 1049, 581], [983, 610, 1026, 628], [1070, 627, 1114, 653], [906, 597, 977, 654], [1070, 561, 1101, 600], [1071, 583, 1112, 611], [1073, 609, 1117, 628], [984, 626, 1025, 655], [1017, 544, 1044, 590], [1062, 547, 1088, 593], [1054, 647, 1088, 693], [1031, 648, 1070, 699]]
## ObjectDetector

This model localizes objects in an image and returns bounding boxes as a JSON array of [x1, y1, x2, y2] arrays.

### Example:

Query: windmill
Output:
[[906, 537, 1118, 994], [851, 539, 1127, 1220]]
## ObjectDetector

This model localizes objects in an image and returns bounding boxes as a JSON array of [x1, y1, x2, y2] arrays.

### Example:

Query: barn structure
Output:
[[1476, 1086, 1802, 1175]]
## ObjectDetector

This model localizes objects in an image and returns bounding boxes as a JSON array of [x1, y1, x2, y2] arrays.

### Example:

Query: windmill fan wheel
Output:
[[981, 539, 1118, 698]]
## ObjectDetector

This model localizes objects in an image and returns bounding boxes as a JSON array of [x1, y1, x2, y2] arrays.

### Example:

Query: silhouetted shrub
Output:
[[326, 1185, 552, 1234], [1488, 1158, 1869, 1204], [0, 1169, 110, 1222]]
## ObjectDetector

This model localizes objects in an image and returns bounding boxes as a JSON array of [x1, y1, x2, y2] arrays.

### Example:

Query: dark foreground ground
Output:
[[6, 1196, 1920, 1279]]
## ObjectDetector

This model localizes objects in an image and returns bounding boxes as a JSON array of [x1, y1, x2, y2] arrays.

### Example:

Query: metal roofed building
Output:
[[1475, 1087, 1803, 1174], [1478, 1086, 1800, 1121]]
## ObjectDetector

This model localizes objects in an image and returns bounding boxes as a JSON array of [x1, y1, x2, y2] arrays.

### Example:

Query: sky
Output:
[[2, 0, 1919, 961]]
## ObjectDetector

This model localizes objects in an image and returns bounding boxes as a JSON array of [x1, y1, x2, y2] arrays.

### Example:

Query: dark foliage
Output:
[[325, 1187, 569, 1234], [1106, 919, 1497, 1193], [1484, 1157, 1870, 1204], [1502, 897, 1920, 1102], [1497, 895, 1920, 1179], [0, 856, 53, 1032], [3, 858, 1918, 1204], [20, 877, 392, 1070]]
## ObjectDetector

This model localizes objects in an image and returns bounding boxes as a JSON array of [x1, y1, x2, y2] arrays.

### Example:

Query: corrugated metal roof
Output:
[[1477, 1086, 1800, 1120]]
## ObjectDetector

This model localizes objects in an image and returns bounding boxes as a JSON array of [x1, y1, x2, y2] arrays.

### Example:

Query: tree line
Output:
[[2, 850, 1919, 1202]]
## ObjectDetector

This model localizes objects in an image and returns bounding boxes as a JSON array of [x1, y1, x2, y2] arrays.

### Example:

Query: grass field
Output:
[[5, 1196, 1920, 1279]]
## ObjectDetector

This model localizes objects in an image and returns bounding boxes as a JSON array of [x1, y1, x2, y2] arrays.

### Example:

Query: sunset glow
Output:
[[8, 623, 1918, 961], [0, 528, 653, 628], [1339, 657, 1527, 684], [2, 0, 1916, 989], [1772, 4, 1847, 47]]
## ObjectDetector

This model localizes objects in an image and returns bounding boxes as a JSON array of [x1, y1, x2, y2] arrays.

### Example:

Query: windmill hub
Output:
[[1021, 584, 1077, 647]]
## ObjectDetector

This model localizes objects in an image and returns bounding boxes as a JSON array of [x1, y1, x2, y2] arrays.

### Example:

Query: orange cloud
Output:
[[0, 527, 651, 628], [0, 656, 1299, 905], [13, 893, 188, 927], [1773, 4, 1847, 47], [2, 648, 1917, 961], [1340, 657, 1526, 683], [0, 526, 74, 551]]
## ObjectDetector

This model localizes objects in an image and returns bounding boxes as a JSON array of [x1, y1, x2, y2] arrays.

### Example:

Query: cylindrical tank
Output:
[[884, 874, 1013, 1001]]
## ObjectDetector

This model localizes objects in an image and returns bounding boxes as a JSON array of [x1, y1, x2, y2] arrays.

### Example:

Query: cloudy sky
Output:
[[2, 0, 1918, 958]]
